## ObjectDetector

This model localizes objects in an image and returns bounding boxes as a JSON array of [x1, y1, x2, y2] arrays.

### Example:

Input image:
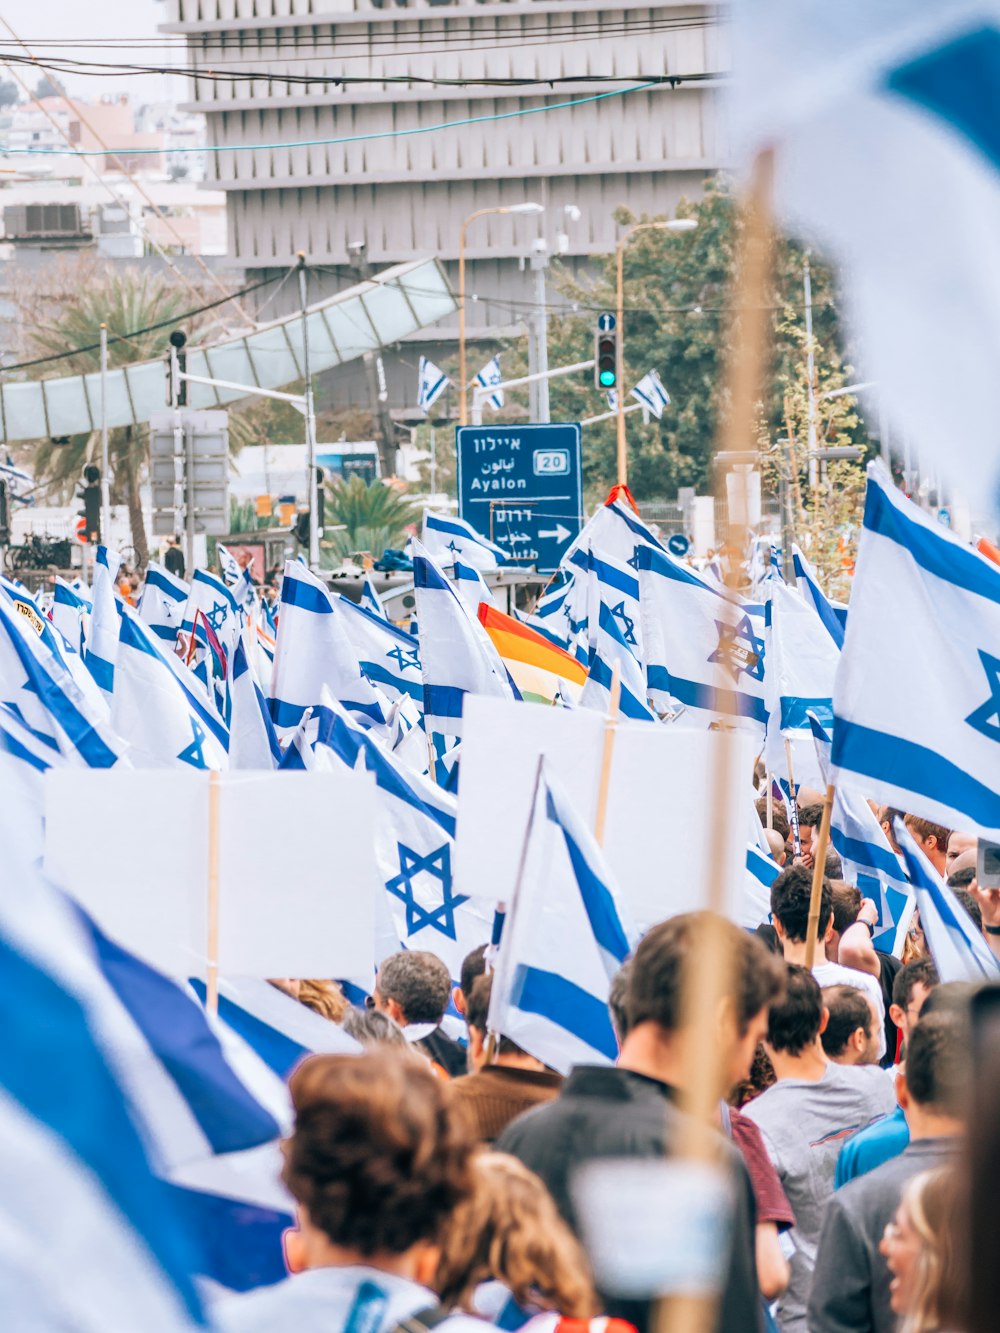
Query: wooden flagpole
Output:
[[594, 661, 622, 847], [803, 782, 835, 969], [206, 768, 221, 1017], [657, 147, 776, 1333]]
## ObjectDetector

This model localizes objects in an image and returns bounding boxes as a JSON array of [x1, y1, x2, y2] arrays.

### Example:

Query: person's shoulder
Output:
[[495, 1091, 565, 1152], [214, 1279, 299, 1331]]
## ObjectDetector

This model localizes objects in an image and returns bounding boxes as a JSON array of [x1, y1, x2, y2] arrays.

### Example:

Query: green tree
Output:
[[323, 475, 418, 562], [0, 80, 19, 110], [28, 269, 208, 568]]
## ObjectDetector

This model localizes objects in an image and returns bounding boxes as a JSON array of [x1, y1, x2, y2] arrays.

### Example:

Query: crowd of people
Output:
[[203, 796, 995, 1333]]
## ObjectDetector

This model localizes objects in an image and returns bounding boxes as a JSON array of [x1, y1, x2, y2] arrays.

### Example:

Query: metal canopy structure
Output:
[[0, 256, 455, 443]]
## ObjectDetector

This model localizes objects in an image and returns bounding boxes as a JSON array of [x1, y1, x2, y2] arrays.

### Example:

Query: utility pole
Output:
[[803, 257, 819, 490], [529, 241, 551, 424], [99, 324, 111, 544], [297, 254, 321, 571]]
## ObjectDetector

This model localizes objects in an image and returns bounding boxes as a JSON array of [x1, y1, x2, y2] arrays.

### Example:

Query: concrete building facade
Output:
[[162, 0, 727, 416]]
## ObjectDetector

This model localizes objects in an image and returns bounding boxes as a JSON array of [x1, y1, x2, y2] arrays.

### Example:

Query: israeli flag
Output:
[[417, 356, 449, 412], [180, 569, 241, 665], [112, 608, 228, 769], [520, 575, 577, 650], [571, 544, 644, 669], [316, 700, 493, 979], [811, 714, 914, 957], [412, 539, 516, 738], [630, 369, 670, 419], [2, 575, 107, 722], [792, 545, 846, 648], [0, 593, 121, 768], [475, 354, 504, 411], [607, 388, 619, 411], [636, 543, 768, 734], [895, 818, 1000, 983], [360, 572, 387, 619], [580, 598, 656, 722], [735, 0, 1000, 521], [423, 509, 509, 571], [742, 842, 781, 930], [86, 544, 122, 697], [763, 578, 839, 792], [0, 864, 207, 1326], [563, 492, 665, 570], [488, 764, 636, 1074], [139, 562, 190, 647], [269, 560, 388, 737], [334, 592, 424, 706], [227, 636, 281, 770], [831, 464, 1000, 838], [452, 558, 496, 614], [216, 542, 242, 587], [51, 576, 89, 654], [0, 700, 66, 862]]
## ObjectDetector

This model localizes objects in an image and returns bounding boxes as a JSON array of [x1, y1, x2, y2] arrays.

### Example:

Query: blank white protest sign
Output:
[[455, 696, 754, 925], [43, 769, 377, 980]]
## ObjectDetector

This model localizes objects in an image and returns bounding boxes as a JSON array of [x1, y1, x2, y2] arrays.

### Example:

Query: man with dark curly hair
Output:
[[218, 1051, 495, 1332]]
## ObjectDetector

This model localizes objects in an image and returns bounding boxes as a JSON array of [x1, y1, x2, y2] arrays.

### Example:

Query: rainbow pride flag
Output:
[[478, 603, 587, 705]]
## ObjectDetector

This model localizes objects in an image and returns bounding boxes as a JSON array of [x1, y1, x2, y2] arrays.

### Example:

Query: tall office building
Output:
[[163, 1, 727, 418]]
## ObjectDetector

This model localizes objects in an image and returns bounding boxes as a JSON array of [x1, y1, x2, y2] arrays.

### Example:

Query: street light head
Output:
[[666, 218, 698, 232], [506, 202, 545, 215]]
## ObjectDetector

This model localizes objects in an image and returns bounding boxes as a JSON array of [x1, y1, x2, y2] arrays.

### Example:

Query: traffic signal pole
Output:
[[99, 324, 111, 545]]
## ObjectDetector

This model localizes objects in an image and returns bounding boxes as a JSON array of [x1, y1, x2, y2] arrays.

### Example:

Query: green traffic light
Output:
[[599, 370, 616, 387]]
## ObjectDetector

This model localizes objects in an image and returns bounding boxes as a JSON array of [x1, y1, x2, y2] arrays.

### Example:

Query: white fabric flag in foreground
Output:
[[895, 818, 1000, 983], [734, 1, 1000, 516], [831, 464, 1000, 838], [488, 764, 636, 1075], [422, 509, 509, 571]]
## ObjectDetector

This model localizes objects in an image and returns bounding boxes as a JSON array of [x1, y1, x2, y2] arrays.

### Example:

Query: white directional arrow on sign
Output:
[[538, 523, 572, 543]]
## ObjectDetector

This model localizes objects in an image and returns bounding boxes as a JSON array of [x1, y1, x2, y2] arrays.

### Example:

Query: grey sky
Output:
[[0, 0, 182, 106]]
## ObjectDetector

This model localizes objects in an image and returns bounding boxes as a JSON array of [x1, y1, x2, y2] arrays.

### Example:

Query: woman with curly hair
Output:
[[434, 1152, 597, 1326], [217, 1051, 492, 1333]]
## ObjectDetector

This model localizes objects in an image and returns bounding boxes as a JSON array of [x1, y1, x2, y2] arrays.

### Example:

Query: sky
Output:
[[0, 0, 183, 107]]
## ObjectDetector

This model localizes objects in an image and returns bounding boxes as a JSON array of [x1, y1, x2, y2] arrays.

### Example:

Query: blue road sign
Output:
[[667, 533, 690, 557], [597, 313, 616, 332], [457, 423, 582, 574]]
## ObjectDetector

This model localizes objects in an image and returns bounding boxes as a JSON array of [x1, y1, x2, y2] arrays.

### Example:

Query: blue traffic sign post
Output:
[[457, 423, 583, 574]]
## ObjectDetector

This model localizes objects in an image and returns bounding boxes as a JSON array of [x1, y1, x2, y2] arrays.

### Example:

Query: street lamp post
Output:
[[615, 217, 697, 487], [459, 202, 544, 426]]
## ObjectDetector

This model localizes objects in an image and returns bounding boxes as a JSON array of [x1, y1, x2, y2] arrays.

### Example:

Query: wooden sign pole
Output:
[[594, 661, 622, 847], [803, 783, 835, 970]]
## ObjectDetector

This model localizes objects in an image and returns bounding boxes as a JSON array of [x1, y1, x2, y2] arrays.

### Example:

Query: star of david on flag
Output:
[[965, 650, 1000, 743], [709, 614, 765, 683], [385, 842, 469, 941]]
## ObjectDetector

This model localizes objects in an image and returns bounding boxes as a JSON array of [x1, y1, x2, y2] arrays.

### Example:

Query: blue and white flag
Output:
[[606, 388, 619, 411], [360, 572, 387, 619], [810, 714, 914, 957], [0, 592, 121, 768], [412, 540, 516, 737], [571, 544, 645, 669], [334, 592, 424, 707], [895, 818, 1000, 983], [452, 557, 496, 614], [139, 562, 190, 647], [564, 494, 665, 570], [218, 543, 255, 609], [316, 700, 493, 979], [792, 545, 846, 648], [519, 574, 579, 651], [0, 700, 65, 862], [87, 544, 122, 698], [0, 856, 207, 1326], [51, 576, 89, 654], [227, 636, 281, 770], [423, 509, 509, 571], [763, 578, 840, 791], [475, 354, 504, 411], [180, 569, 240, 663], [735, 0, 1000, 520], [270, 560, 388, 737], [488, 764, 636, 1074], [417, 356, 449, 413], [580, 598, 656, 721], [2, 575, 107, 721], [831, 464, 1000, 838], [112, 608, 229, 769], [742, 842, 781, 930], [630, 368, 670, 419], [636, 543, 768, 734]]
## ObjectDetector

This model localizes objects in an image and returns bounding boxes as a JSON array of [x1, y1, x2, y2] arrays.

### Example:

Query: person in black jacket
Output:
[[163, 535, 185, 580], [498, 912, 786, 1333]]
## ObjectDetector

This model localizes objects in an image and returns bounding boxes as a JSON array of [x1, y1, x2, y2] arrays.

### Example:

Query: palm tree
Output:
[[323, 476, 418, 561], [28, 269, 207, 569]]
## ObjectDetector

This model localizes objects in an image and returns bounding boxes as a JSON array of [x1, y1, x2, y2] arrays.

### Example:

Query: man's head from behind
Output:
[[765, 964, 826, 1058], [453, 943, 488, 1021], [625, 912, 786, 1092], [375, 951, 451, 1028], [464, 972, 533, 1071], [891, 957, 941, 1045], [770, 863, 833, 948], [904, 815, 952, 875], [821, 984, 878, 1065], [898, 1011, 971, 1130]]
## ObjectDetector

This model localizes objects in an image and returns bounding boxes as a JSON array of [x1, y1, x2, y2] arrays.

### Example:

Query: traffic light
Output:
[[594, 324, 618, 390], [82, 464, 101, 544]]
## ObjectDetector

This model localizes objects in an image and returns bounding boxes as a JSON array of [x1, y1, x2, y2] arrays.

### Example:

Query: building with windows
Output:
[[162, 0, 727, 418]]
